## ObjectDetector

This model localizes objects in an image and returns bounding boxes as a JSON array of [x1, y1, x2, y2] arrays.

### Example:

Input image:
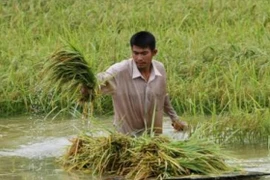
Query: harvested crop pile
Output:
[[60, 132, 233, 180]]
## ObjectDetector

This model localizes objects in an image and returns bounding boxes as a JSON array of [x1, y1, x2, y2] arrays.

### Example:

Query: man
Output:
[[97, 31, 187, 135]]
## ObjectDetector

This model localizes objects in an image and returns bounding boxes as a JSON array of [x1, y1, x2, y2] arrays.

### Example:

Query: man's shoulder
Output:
[[152, 60, 165, 69], [108, 59, 131, 72]]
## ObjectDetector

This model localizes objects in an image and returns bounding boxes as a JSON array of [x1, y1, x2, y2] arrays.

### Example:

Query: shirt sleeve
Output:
[[163, 94, 179, 121], [97, 66, 118, 95]]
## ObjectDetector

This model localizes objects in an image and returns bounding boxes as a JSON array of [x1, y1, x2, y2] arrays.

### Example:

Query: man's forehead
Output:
[[131, 45, 151, 52]]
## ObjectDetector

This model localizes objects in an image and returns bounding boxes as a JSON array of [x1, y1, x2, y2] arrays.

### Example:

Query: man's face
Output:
[[131, 45, 157, 70]]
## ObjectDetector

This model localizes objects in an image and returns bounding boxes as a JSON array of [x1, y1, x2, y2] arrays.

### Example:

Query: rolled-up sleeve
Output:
[[97, 71, 117, 95]]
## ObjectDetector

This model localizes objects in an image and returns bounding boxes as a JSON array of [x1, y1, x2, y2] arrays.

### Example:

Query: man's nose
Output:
[[137, 54, 143, 60]]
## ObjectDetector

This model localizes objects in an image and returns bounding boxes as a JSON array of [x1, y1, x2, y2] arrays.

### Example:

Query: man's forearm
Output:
[[163, 94, 179, 121]]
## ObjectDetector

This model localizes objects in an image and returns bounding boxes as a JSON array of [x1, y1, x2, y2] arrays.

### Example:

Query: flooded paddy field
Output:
[[0, 116, 269, 180]]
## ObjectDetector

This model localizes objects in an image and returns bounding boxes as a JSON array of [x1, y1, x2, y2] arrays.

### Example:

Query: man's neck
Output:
[[138, 65, 152, 81]]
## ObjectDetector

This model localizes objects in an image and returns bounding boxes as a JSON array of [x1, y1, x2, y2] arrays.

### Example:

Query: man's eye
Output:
[[142, 52, 148, 55], [133, 51, 148, 55]]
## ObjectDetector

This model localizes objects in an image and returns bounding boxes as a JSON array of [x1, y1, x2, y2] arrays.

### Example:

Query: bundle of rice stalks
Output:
[[64, 133, 132, 174], [45, 45, 96, 104], [60, 132, 234, 180]]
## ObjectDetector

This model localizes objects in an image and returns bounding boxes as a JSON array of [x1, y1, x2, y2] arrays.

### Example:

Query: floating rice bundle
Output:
[[60, 132, 234, 180], [45, 45, 96, 103]]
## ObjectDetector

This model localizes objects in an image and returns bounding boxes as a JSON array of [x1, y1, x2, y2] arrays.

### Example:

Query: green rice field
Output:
[[1, 0, 270, 144]]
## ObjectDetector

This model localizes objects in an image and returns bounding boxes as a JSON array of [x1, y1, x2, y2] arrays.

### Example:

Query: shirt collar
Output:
[[132, 59, 162, 80]]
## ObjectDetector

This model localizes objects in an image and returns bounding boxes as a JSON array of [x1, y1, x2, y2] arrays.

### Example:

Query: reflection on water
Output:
[[0, 116, 269, 180]]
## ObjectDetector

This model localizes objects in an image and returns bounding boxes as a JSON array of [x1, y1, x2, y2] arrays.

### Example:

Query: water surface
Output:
[[0, 116, 269, 180]]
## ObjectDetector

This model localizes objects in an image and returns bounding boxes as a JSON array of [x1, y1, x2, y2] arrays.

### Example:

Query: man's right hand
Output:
[[172, 120, 188, 131], [79, 84, 91, 103]]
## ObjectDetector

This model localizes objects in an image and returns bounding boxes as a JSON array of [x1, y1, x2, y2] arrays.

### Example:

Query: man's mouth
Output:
[[137, 62, 145, 66]]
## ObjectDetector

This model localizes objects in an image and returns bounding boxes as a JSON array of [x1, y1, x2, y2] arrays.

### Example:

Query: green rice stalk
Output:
[[44, 45, 96, 117], [45, 45, 96, 103]]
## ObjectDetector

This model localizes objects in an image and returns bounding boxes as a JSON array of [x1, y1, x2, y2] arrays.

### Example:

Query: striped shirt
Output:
[[97, 59, 179, 135]]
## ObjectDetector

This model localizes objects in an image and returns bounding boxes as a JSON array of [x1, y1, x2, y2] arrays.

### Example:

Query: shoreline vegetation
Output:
[[1, 0, 270, 144]]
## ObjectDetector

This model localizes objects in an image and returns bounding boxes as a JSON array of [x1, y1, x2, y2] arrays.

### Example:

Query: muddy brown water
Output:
[[0, 116, 269, 180]]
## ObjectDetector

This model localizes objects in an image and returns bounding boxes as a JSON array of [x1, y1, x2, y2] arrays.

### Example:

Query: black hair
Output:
[[130, 31, 156, 50]]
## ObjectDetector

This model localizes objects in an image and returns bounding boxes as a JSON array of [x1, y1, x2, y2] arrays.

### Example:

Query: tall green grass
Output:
[[1, 0, 270, 143]]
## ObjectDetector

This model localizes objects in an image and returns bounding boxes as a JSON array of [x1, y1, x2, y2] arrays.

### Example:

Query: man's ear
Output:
[[152, 49, 158, 56]]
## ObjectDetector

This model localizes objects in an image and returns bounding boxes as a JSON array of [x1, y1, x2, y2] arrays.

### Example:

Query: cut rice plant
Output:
[[44, 45, 96, 117], [60, 132, 235, 180]]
